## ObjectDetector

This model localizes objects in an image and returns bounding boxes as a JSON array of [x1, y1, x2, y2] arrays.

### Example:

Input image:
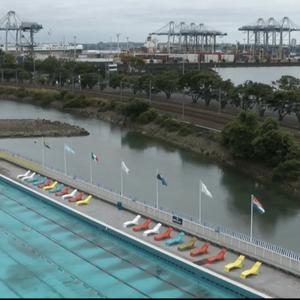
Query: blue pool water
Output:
[[0, 180, 237, 298]]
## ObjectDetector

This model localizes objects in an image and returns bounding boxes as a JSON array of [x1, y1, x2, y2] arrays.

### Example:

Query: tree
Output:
[[252, 117, 300, 166], [197, 71, 222, 106], [80, 73, 99, 89], [178, 70, 202, 103], [267, 90, 293, 121], [127, 76, 140, 94], [179, 70, 221, 105], [219, 79, 234, 109], [221, 110, 259, 158], [271, 75, 300, 91], [138, 74, 159, 96], [229, 80, 256, 110], [154, 70, 179, 99], [53, 67, 71, 87], [248, 82, 272, 117], [109, 73, 128, 90], [128, 57, 145, 73], [39, 56, 61, 79], [0, 49, 16, 68], [16, 68, 31, 82], [289, 90, 300, 125]]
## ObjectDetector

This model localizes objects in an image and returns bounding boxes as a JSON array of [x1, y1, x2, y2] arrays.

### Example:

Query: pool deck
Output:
[[1, 161, 300, 299]]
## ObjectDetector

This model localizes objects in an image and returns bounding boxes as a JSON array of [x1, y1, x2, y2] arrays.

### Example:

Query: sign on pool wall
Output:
[[172, 216, 183, 225]]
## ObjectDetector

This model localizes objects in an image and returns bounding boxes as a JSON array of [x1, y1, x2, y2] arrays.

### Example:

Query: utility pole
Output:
[[33, 56, 36, 86], [126, 37, 129, 52], [110, 37, 112, 54], [73, 36, 77, 61], [116, 33, 120, 58], [149, 79, 152, 101], [182, 91, 185, 119], [218, 87, 221, 114], [120, 80, 123, 103]]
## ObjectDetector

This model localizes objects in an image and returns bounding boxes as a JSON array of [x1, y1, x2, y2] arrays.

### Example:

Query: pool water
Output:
[[0, 180, 236, 298]]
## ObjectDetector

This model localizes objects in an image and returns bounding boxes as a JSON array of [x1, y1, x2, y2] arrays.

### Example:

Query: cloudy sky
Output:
[[1, 0, 300, 46]]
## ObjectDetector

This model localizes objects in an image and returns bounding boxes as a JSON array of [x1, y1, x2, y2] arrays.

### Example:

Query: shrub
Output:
[[33, 91, 43, 101], [40, 93, 54, 106], [178, 125, 195, 136], [155, 113, 173, 126], [137, 108, 158, 124], [272, 159, 300, 181], [63, 95, 89, 108], [63, 92, 75, 102], [162, 118, 182, 132], [60, 90, 69, 100], [98, 100, 116, 112], [16, 90, 27, 98], [121, 98, 151, 120], [100, 82, 106, 90]]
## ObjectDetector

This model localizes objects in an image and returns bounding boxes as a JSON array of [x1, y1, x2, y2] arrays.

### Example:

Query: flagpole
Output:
[[90, 151, 92, 184], [199, 180, 202, 222], [121, 158, 123, 196], [42, 136, 45, 166], [250, 194, 253, 243], [156, 168, 159, 209], [64, 145, 67, 175]]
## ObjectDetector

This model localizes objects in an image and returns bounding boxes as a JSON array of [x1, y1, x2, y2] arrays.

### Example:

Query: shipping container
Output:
[[221, 54, 235, 62], [204, 54, 219, 63]]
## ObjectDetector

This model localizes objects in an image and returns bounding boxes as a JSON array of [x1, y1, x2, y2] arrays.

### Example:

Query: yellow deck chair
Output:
[[240, 262, 262, 279], [76, 195, 92, 206], [224, 255, 245, 272], [178, 237, 197, 251], [43, 181, 57, 191]]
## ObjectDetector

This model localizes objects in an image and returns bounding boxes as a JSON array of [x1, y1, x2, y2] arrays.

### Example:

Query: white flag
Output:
[[201, 182, 213, 198], [122, 161, 129, 174], [64, 144, 75, 154]]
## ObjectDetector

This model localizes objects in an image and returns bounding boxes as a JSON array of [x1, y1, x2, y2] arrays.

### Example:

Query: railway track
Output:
[[2, 82, 300, 139]]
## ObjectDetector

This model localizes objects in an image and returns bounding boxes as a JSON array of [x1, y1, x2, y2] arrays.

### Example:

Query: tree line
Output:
[[1, 50, 300, 124]]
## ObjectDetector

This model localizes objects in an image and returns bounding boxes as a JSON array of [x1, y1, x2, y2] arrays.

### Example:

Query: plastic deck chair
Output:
[[143, 223, 162, 236], [123, 215, 141, 228]]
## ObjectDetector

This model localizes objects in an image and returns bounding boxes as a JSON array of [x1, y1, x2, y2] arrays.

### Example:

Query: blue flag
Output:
[[157, 172, 167, 186]]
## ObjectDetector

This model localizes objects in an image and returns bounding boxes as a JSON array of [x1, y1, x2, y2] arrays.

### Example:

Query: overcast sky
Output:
[[1, 0, 300, 46]]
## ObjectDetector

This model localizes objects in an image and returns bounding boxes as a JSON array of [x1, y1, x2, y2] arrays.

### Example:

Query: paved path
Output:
[[1, 160, 300, 298]]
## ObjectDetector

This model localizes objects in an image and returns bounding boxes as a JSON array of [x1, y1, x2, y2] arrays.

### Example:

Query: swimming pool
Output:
[[0, 178, 242, 298]]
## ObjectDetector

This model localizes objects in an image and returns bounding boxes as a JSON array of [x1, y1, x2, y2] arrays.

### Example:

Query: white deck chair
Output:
[[17, 170, 30, 179], [22, 172, 36, 181], [62, 189, 77, 199], [123, 215, 141, 228], [143, 223, 162, 236]]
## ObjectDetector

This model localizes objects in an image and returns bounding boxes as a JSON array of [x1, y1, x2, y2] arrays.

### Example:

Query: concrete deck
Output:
[[1, 160, 300, 298]]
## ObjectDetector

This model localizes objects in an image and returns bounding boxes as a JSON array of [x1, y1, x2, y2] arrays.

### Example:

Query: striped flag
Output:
[[91, 152, 98, 162], [253, 196, 265, 214]]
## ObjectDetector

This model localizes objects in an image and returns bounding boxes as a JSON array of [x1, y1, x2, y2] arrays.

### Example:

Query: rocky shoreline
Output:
[[1, 94, 300, 199], [0, 118, 89, 138]]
